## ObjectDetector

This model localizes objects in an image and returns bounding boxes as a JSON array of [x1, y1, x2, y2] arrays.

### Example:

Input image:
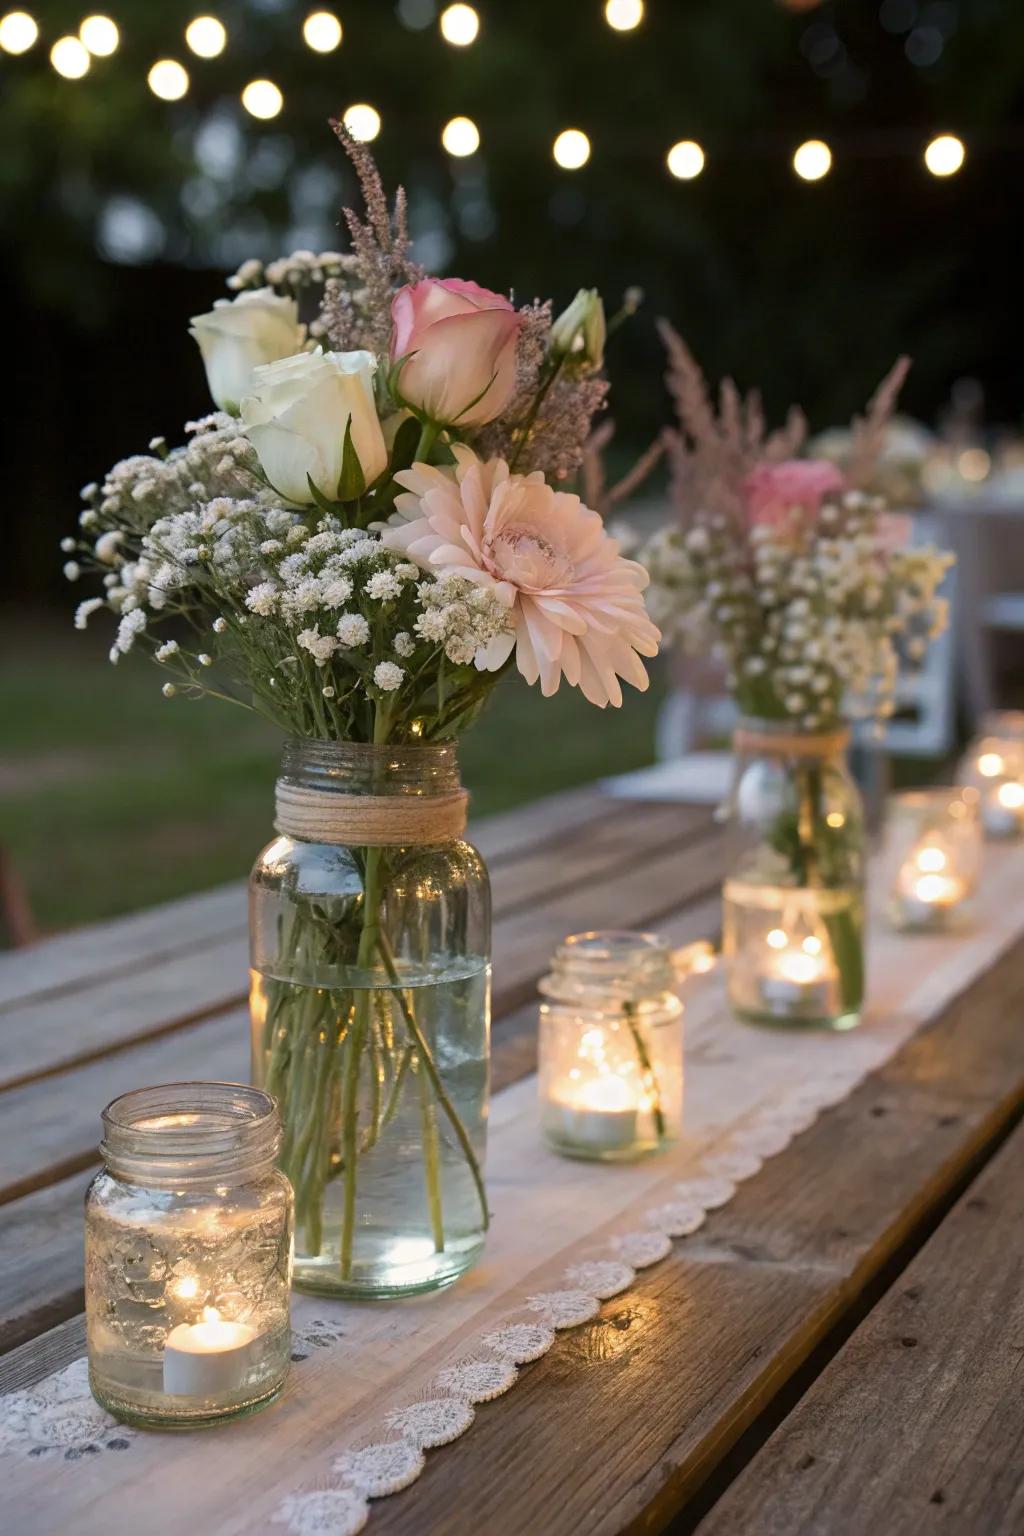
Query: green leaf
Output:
[[389, 414, 422, 475], [305, 476, 346, 517], [336, 417, 367, 502]]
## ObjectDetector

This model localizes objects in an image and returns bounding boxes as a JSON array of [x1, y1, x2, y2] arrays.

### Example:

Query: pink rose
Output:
[[743, 459, 846, 528], [390, 278, 522, 428]]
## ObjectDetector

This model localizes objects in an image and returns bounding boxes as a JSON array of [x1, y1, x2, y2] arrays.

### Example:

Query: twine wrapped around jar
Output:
[[732, 725, 851, 759], [274, 780, 469, 845]]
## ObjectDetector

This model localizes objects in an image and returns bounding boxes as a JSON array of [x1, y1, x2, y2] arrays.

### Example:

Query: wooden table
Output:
[[1, 783, 1022, 1534]]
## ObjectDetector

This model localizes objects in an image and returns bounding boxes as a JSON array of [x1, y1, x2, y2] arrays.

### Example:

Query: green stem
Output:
[[416, 1057, 445, 1252], [415, 421, 441, 464], [622, 999, 667, 1141], [339, 848, 382, 1281]]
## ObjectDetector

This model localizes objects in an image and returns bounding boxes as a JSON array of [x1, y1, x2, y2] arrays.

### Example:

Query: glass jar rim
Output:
[[540, 930, 677, 1003], [279, 737, 462, 798], [100, 1082, 281, 1185]]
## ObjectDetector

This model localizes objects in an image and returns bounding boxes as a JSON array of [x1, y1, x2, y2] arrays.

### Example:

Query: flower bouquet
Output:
[[640, 330, 953, 1029], [64, 127, 659, 1294]]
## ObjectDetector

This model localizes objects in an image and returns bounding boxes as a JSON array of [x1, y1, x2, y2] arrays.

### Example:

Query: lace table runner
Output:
[[3, 841, 1022, 1536]]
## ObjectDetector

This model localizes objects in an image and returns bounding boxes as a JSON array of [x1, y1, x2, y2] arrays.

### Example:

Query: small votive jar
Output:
[[538, 931, 684, 1161], [883, 787, 981, 932], [723, 883, 857, 1030], [961, 714, 1024, 840], [85, 1082, 293, 1428]]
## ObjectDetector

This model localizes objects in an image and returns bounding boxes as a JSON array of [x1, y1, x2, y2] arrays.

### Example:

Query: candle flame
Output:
[[978, 752, 1004, 779], [766, 928, 788, 950], [997, 780, 1024, 810]]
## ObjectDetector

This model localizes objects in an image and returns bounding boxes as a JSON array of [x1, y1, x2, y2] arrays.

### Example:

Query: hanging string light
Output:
[[666, 140, 705, 179], [0, 11, 37, 52], [924, 133, 965, 177], [50, 35, 90, 77], [148, 58, 189, 100], [792, 138, 832, 180], [79, 15, 119, 56], [242, 78, 283, 118], [604, 0, 644, 31], [442, 115, 480, 157], [303, 11, 343, 52], [553, 129, 591, 169], [439, 4, 479, 46], [343, 102, 381, 142], [185, 16, 227, 58]]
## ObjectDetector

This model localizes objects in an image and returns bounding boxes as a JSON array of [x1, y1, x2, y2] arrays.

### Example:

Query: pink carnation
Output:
[[380, 446, 660, 707], [743, 459, 845, 528]]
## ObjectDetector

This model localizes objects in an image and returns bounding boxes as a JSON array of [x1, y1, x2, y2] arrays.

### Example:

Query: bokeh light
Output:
[[185, 16, 227, 58], [343, 103, 381, 142], [148, 59, 189, 100], [792, 138, 832, 180], [439, 4, 479, 46], [303, 11, 342, 52], [0, 10, 37, 52], [442, 115, 480, 157], [79, 15, 119, 56], [924, 133, 965, 177], [242, 78, 283, 119], [553, 129, 591, 170], [604, 0, 644, 30], [666, 140, 705, 179], [50, 35, 90, 77]]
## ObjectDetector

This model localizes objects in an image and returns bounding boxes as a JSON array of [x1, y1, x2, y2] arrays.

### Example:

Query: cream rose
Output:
[[390, 278, 522, 428], [549, 288, 606, 370], [190, 288, 307, 414], [241, 350, 388, 505]]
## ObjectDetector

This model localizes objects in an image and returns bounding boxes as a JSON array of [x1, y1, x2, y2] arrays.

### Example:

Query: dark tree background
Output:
[[2, 0, 1021, 603]]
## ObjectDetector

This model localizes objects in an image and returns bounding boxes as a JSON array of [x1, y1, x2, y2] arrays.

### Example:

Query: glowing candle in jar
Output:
[[759, 929, 833, 1013], [550, 1070, 639, 1153], [896, 842, 967, 929], [163, 1306, 260, 1397], [983, 777, 1024, 838]]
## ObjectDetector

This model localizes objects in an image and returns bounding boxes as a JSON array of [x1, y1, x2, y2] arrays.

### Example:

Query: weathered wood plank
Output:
[[363, 933, 1024, 1536], [693, 1121, 1024, 1536], [0, 795, 710, 1091], [0, 1174, 91, 1355]]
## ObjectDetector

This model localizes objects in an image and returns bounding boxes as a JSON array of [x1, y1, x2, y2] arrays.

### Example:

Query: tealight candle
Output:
[[538, 932, 684, 1161], [85, 1083, 293, 1428], [163, 1308, 260, 1397], [758, 930, 834, 1015], [884, 787, 981, 932], [983, 778, 1024, 838], [962, 723, 1024, 840]]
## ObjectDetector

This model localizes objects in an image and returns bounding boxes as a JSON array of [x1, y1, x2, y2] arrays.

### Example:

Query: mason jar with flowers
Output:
[[640, 339, 953, 1029], [64, 130, 659, 1296]]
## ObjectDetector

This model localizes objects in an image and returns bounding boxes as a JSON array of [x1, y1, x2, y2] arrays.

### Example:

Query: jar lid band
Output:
[[274, 781, 469, 845]]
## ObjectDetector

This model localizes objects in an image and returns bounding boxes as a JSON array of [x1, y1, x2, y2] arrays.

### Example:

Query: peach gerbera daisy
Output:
[[381, 446, 660, 707]]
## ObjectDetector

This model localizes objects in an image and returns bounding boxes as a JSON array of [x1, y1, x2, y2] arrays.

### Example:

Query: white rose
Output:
[[549, 287, 606, 370], [190, 288, 307, 414], [241, 350, 388, 505]]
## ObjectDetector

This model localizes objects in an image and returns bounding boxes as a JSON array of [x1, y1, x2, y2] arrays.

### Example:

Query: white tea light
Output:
[[548, 1074, 639, 1155], [983, 779, 1024, 839], [758, 930, 834, 1015], [163, 1309, 260, 1397]]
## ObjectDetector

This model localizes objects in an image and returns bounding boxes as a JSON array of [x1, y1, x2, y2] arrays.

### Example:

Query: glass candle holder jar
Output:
[[882, 786, 982, 932], [961, 714, 1024, 839], [85, 1083, 293, 1429], [538, 932, 683, 1161], [722, 721, 865, 1031]]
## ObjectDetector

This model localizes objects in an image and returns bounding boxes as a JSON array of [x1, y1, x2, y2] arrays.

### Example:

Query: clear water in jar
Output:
[[252, 956, 490, 1297]]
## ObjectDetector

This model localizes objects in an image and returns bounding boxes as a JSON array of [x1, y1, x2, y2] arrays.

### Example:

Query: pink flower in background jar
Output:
[[391, 278, 522, 428], [743, 459, 846, 529]]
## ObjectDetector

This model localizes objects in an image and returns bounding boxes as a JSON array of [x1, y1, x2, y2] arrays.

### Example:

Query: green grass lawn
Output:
[[1, 620, 667, 933]]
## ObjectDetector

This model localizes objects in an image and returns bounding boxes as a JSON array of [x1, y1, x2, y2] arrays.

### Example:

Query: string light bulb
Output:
[[50, 35, 90, 77], [342, 102, 381, 142], [793, 138, 832, 181], [604, 0, 644, 30], [303, 11, 342, 51], [0, 9, 36, 53], [924, 133, 965, 177], [442, 115, 480, 157], [185, 16, 227, 58], [553, 128, 591, 170], [242, 78, 283, 118], [439, 3, 479, 45], [667, 140, 705, 179], [148, 58, 189, 100], [79, 15, 119, 56]]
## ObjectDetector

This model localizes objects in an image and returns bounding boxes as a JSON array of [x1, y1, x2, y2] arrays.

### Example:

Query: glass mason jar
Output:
[[85, 1083, 292, 1428], [722, 720, 866, 1031], [250, 739, 490, 1299], [960, 712, 1024, 839], [538, 931, 683, 1160], [882, 786, 982, 932]]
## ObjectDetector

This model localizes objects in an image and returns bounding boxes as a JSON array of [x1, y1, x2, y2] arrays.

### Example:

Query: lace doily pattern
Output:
[[0, 1360, 133, 1462], [273, 1488, 369, 1536], [562, 1259, 635, 1299], [433, 1360, 518, 1404], [333, 1440, 425, 1498], [382, 1397, 475, 1450]]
